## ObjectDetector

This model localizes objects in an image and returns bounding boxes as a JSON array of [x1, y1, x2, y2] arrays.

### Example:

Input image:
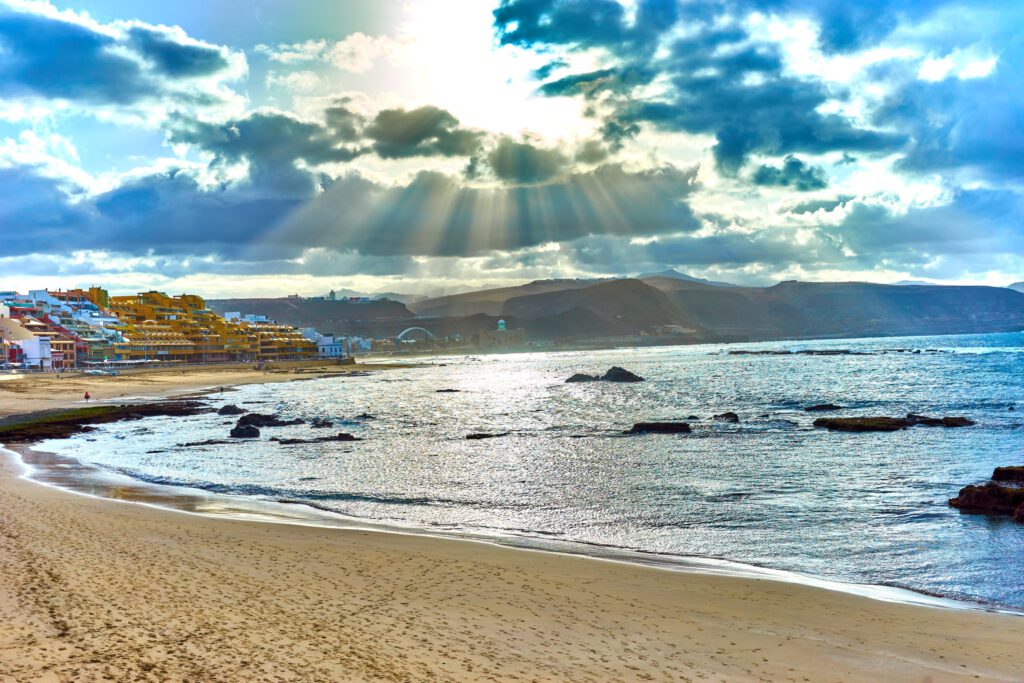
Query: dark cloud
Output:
[[575, 140, 609, 164], [127, 27, 229, 78], [167, 112, 364, 196], [0, 161, 701, 260], [752, 156, 828, 191], [498, 3, 906, 172], [365, 106, 483, 159], [487, 138, 568, 183], [494, 0, 675, 56], [0, 10, 154, 104], [0, 7, 235, 106], [788, 195, 855, 214]]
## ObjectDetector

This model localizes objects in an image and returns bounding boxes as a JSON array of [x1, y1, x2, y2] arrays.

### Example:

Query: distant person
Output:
[[84, 391, 91, 402]]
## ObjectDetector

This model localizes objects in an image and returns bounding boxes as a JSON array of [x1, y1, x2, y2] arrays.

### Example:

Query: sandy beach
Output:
[[0, 362, 405, 418], [1, 370, 1023, 682]]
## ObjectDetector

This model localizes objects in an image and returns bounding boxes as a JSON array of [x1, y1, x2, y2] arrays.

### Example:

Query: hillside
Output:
[[409, 279, 599, 317], [207, 298, 414, 337], [647, 279, 1024, 341], [637, 269, 737, 287], [1009, 282, 1024, 294]]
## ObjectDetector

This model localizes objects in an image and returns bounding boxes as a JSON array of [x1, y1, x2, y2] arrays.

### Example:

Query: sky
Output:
[[0, 0, 1021, 297]]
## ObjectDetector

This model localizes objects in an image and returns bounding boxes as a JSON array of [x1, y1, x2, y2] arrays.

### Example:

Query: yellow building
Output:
[[105, 290, 315, 363]]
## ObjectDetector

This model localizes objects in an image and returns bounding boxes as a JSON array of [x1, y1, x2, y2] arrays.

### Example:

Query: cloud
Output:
[[487, 138, 568, 183], [0, 4, 240, 110], [788, 195, 855, 214], [0, 159, 701, 261], [752, 156, 828, 191], [365, 106, 483, 159], [255, 32, 405, 73]]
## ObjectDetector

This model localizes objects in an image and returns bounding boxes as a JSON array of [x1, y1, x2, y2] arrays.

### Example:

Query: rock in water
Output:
[[813, 417, 911, 431], [949, 483, 1024, 519], [310, 417, 334, 428], [804, 404, 843, 412], [601, 367, 644, 382], [992, 466, 1024, 483], [217, 404, 246, 416], [229, 424, 260, 439], [625, 422, 691, 434], [236, 413, 305, 428], [714, 412, 740, 423], [565, 373, 600, 383], [466, 432, 510, 440]]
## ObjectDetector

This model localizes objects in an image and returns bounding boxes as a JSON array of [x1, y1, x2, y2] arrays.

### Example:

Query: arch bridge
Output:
[[395, 326, 436, 341]]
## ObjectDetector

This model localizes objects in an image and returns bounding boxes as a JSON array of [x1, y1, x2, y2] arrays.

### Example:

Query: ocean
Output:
[[28, 332, 1024, 608]]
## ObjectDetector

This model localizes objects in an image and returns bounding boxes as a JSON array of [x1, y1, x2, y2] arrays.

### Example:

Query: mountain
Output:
[[501, 279, 689, 338], [636, 269, 737, 287], [207, 297, 414, 337], [409, 279, 600, 317], [1009, 282, 1024, 293], [646, 279, 1024, 341]]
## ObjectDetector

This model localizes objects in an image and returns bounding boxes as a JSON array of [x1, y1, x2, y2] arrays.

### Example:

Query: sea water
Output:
[[33, 332, 1024, 607]]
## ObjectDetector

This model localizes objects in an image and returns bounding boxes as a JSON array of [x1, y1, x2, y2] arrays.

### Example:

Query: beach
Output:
[[0, 362, 401, 418], [2, 364, 1024, 682]]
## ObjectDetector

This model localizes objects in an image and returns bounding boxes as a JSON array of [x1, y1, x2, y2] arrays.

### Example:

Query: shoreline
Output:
[[4, 366, 1024, 680], [8, 440, 1019, 617], [2, 442, 1024, 680]]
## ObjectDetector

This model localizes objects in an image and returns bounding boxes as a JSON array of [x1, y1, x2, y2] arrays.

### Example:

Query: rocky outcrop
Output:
[[804, 404, 843, 412], [625, 422, 691, 434], [236, 413, 305, 428], [713, 412, 739, 423], [0, 401, 211, 443], [813, 414, 975, 432], [949, 482, 1024, 522], [230, 424, 260, 439], [565, 367, 645, 383], [992, 466, 1024, 483], [217, 404, 247, 416], [310, 418, 334, 429], [602, 367, 644, 382]]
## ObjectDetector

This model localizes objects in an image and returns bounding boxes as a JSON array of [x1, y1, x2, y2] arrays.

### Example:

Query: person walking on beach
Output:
[[84, 391, 91, 402]]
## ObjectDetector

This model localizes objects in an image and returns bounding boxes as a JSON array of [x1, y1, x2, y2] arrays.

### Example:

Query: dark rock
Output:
[[686, 415, 700, 420], [0, 401, 211, 443], [805, 404, 843, 412], [1016, 504, 1024, 523], [310, 418, 334, 429], [949, 482, 1024, 518], [236, 413, 305, 428], [813, 416, 911, 432], [992, 466, 1024, 483], [230, 424, 260, 439], [602, 367, 644, 382], [272, 432, 360, 445], [714, 412, 740, 423], [435, 388, 461, 393], [940, 416, 975, 427], [625, 422, 691, 434], [179, 439, 235, 447], [565, 373, 600, 383], [466, 432, 510, 440], [354, 413, 376, 421], [217, 404, 247, 416]]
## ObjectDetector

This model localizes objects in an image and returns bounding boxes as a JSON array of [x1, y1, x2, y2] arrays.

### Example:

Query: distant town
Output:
[[0, 287, 525, 371]]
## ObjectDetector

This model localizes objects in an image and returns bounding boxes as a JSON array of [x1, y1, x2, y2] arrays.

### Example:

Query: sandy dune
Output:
[[1, 449, 1022, 682]]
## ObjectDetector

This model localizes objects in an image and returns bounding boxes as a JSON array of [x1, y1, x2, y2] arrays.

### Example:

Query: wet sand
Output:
[[2, 447, 1023, 682], [0, 362, 407, 418]]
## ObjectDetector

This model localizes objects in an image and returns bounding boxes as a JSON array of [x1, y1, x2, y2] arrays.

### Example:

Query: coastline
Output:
[[3, 367, 1024, 680], [3, 445, 1024, 681]]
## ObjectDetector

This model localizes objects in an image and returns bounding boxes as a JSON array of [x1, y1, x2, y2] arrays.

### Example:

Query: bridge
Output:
[[395, 326, 436, 341]]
